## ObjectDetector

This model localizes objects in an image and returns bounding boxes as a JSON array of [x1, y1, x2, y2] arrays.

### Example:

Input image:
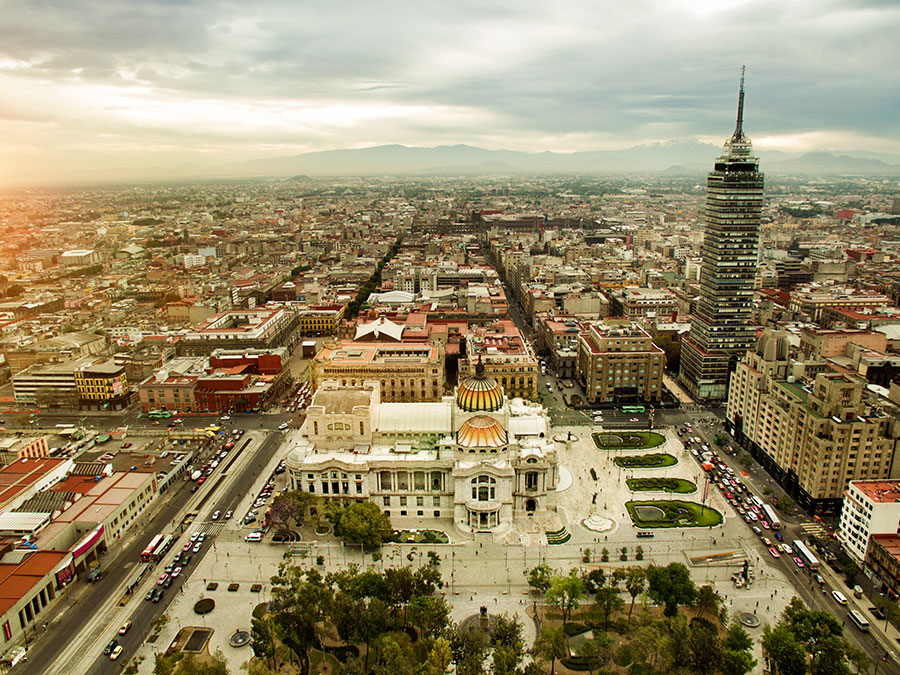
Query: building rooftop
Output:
[[852, 480, 900, 504]]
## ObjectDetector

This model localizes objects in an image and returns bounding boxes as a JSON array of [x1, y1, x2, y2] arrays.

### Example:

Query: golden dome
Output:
[[457, 415, 508, 448], [456, 358, 503, 412]]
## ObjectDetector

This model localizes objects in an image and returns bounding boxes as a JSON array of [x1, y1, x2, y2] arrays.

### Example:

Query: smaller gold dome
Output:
[[457, 415, 508, 448]]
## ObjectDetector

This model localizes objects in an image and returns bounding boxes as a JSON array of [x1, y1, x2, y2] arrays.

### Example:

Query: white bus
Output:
[[761, 504, 781, 530], [793, 539, 820, 570], [847, 609, 870, 631]]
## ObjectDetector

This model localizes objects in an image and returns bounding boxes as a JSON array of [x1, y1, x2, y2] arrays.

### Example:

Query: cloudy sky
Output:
[[1, 0, 898, 185]]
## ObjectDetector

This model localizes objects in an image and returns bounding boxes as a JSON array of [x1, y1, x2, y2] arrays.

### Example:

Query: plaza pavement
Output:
[[135, 425, 796, 674]]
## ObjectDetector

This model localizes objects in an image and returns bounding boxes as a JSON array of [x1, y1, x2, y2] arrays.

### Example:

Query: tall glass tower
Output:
[[680, 69, 763, 401]]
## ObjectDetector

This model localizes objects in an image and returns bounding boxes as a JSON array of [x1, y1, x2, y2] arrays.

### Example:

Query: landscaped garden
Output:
[[387, 529, 449, 544], [626, 477, 696, 494], [626, 499, 723, 528], [613, 453, 677, 468], [593, 431, 666, 450]]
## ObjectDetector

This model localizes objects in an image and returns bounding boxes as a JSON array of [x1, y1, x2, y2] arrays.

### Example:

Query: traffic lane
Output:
[[83, 432, 284, 672], [21, 479, 195, 675]]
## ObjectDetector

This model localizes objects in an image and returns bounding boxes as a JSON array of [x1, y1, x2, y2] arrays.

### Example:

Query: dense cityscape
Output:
[[1, 2, 900, 675]]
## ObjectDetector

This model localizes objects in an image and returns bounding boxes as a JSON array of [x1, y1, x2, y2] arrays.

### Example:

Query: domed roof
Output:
[[457, 415, 508, 448], [456, 358, 503, 412]]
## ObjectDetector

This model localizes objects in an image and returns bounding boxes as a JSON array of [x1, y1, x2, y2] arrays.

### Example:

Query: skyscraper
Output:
[[680, 69, 763, 401]]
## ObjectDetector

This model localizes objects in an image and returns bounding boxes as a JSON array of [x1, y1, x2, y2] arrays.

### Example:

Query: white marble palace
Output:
[[285, 360, 559, 536]]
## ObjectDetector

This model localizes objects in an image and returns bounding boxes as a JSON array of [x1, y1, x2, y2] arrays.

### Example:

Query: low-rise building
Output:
[[577, 321, 665, 404]]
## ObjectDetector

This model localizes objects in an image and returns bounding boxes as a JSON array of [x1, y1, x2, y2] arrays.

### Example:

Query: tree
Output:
[[527, 563, 554, 594], [374, 635, 414, 675], [630, 623, 672, 674], [532, 627, 568, 675], [450, 624, 489, 675], [336, 501, 392, 550], [577, 632, 613, 675], [408, 595, 451, 639], [645, 563, 698, 618], [155, 650, 230, 674], [422, 637, 452, 675], [354, 598, 391, 673], [492, 643, 524, 675], [844, 642, 873, 675], [623, 566, 646, 620], [721, 648, 757, 675], [810, 635, 851, 675], [762, 625, 808, 675], [250, 615, 277, 670], [694, 584, 722, 617], [690, 620, 722, 672], [582, 568, 606, 595], [724, 622, 753, 654], [490, 613, 523, 651], [545, 572, 585, 627], [594, 585, 625, 628]]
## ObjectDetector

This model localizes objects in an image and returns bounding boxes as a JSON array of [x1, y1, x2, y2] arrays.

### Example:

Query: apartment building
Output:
[[727, 329, 900, 514], [838, 480, 900, 564], [577, 321, 665, 404]]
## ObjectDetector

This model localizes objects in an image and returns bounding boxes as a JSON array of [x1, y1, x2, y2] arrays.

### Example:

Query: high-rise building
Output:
[[680, 69, 763, 400]]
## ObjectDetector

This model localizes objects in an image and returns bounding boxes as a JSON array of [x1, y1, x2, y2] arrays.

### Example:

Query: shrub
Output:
[[601, 547, 609, 562], [613, 644, 634, 668], [564, 622, 590, 636], [194, 598, 215, 615]]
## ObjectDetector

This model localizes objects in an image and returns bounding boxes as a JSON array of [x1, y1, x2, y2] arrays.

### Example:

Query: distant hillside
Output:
[[216, 143, 900, 178]]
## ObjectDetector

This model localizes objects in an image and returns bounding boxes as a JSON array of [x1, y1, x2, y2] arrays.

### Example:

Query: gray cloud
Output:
[[0, 0, 898, 183]]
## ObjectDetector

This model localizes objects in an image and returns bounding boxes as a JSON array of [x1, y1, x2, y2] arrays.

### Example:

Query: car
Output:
[[173, 418, 182, 424], [244, 515, 257, 525], [769, 547, 781, 558], [832, 590, 848, 605], [190, 531, 200, 541], [278, 422, 289, 430], [211, 510, 221, 521], [815, 574, 825, 585], [221, 415, 231, 420], [172, 566, 182, 578], [760, 520, 770, 529], [122, 442, 132, 449], [151, 588, 164, 603], [793, 557, 805, 568], [224, 510, 233, 520], [145, 589, 155, 601], [724, 491, 733, 500], [630, 417, 640, 422], [193, 543, 202, 553], [164, 564, 174, 574], [779, 544, 792, 554], [245, 532, 263, 542], [118, 621, 132, 635], [761, 537, 773, 547], [157, 573, 168, 585], [110, 645, 124, 661], [103, 640, 118, 655], [751, 525, 762, 535], [180, 553, 192, 565], [198, 532, 207, 542], [163, 576, 173, 589], [197, 476, 207, 485], [774, 532, 784, 542], [182, 542, 192, 552]]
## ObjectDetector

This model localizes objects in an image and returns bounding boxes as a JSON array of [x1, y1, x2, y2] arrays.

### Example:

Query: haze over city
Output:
[[1, 0, 899, 185]]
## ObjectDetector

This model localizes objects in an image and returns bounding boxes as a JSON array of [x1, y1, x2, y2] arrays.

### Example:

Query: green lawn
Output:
[[626, 477, 696, 494], [613, 453, 677, 469], [593, 431, 666, 450], [626, 499, 723, 528]]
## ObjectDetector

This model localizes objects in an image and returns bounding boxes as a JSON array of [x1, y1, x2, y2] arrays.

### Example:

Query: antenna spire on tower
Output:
[[734, 65, 746, 139]]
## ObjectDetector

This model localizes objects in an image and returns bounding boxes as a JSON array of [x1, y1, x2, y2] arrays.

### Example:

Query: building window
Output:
[[383, 496, 390, 506], [434, 510, 440, 517]]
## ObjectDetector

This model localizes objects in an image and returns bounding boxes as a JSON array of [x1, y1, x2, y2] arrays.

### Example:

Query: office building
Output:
[[681, 71, 763, 400]]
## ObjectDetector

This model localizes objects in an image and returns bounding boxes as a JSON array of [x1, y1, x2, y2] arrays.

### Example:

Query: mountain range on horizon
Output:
[[215, 140, 900, 180]]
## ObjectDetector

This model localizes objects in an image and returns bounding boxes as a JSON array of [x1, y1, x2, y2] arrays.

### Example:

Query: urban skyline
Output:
[[1, 0, 899, 186]]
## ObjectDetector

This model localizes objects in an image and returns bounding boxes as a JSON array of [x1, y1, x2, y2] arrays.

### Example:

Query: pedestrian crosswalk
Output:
[[199, 522, 226, 537], [800, 522, 829, 538]]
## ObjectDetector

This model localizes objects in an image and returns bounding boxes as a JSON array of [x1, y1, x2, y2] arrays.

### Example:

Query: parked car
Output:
[[769, 548, 781, 558]]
